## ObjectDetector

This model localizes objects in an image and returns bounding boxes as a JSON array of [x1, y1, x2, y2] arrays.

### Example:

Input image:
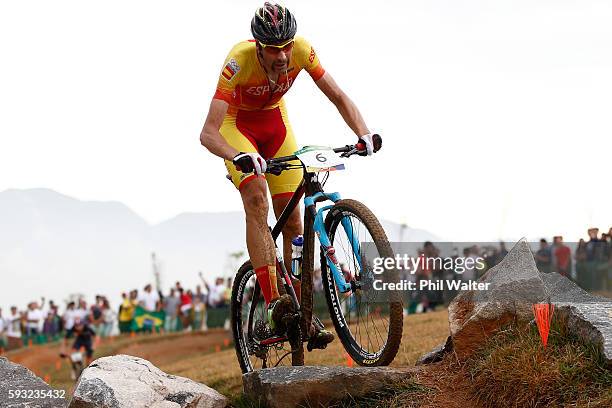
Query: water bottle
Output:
[[291, 235, 304, 278]]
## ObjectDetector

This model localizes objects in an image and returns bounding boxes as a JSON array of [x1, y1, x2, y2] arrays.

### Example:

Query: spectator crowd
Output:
[[0, 274, 234, 353], [397, 226, 612, 314]]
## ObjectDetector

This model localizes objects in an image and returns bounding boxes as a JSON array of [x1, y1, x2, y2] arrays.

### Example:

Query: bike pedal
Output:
[[306, 341, 328, 352], [312, 316, 325, 331]]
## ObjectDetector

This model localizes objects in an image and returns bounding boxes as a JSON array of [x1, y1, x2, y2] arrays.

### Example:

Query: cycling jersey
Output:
[[213, 37, 325, 197], [214, 36, 325, 112]]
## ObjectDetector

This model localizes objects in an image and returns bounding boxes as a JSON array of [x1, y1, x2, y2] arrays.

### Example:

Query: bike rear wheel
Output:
[[231, 261, 298, 373], [321, 199, 403, 366]]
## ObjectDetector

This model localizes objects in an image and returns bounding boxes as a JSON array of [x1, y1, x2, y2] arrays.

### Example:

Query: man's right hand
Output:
[[232, 152, 267, 175]]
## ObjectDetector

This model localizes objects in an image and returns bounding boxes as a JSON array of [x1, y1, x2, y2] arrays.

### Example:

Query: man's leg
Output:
[[240, 178, 280, 305], [272, 196, 303, 301]]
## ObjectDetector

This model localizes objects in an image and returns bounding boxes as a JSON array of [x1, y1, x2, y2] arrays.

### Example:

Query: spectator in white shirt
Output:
[[75, 299, 89, 323], [63, 302, 78, 332], [7, 306, 23, 349], [206, 277, 226, 308], [101, 298, 116, 337], [138, 284, 160, 312], [7, 306, 22, 338], [26, 300, 45, 336]]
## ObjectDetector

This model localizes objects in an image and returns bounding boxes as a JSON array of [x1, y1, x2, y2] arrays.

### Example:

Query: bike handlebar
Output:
[[265, 143, 367, 175], [267, 143, 366, 166]]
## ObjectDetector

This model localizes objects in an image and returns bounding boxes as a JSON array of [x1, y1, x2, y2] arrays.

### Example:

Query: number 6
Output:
[[315, 153, 327, 162]]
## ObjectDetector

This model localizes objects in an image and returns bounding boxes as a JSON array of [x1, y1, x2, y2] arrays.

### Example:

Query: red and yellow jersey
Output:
[[213, 36, 325, 112]]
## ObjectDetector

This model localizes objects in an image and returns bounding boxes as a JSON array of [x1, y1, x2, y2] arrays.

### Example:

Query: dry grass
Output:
[[465, 317, 612, 408]]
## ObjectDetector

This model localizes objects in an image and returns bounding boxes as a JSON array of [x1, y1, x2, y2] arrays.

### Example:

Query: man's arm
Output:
[[315, 72, 370, 137], [200, 99, 237, 161], [198, 271, 210, 291]]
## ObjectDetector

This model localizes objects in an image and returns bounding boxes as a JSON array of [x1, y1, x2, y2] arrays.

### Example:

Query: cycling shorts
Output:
[[73, 337, 94, 358], [221, 100, 302, 199]]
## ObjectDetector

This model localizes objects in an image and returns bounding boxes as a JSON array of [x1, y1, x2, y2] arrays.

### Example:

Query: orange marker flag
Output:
[[533, 303, 554, 347], [55, 360, 62, 371], [130, 331, 136, 338], [215, 345, 221, 353], [43, 374, 51, 383], [344, 352, 354, 367], [223, 338, 230, 347]]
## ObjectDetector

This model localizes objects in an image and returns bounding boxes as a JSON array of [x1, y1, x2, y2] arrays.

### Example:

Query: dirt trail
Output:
[[4, 310, 481, 407], [5, 329, 233, 393], [414, 358, 481, 408]]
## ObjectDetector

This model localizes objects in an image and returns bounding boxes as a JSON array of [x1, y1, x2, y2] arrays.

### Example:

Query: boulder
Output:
[[242, 365, 416, 408], [68, 355, 227, 408], [540, 272, 611, 366], [448, 239, 547, 359], [0, 356, 67, 408], [540, 272, 609, 303], [555, 302, 612, 367]]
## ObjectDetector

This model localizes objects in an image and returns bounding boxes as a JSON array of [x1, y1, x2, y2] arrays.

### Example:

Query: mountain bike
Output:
[[59, 349, 85, 380], [231, 143, 403, 373]]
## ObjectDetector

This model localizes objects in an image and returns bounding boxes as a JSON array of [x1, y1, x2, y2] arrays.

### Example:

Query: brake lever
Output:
[[340, 148, 359, 158], [267, 163, 288, 176]]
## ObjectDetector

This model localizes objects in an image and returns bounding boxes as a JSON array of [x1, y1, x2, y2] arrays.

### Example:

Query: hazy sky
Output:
[[1, 0, 610, 241]]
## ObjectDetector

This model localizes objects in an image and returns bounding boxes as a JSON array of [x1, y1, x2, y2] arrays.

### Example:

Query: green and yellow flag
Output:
[[130, 306, 165, 331]]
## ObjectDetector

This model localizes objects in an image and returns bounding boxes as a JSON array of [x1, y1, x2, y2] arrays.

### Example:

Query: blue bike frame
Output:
[[304, 191, 362, 294]]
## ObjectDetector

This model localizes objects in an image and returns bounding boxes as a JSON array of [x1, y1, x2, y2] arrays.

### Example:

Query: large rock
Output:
[[540, 273, 612, 366], [555, 302, 612, 367], [448, 239, 547, 358], [68, 355, 227, 408], [243, 366, 416, 408], [0, 356, 67, 407]]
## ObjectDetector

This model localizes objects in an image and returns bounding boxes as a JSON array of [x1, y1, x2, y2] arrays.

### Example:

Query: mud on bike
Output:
[[231, 143, 403, 373]]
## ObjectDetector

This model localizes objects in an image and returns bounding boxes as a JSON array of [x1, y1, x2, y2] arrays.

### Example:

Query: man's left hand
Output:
[[358, 133, 382, 156]]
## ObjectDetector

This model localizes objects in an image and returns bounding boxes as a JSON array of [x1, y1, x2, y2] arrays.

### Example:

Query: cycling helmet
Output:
[[251, 2, 297, 45]]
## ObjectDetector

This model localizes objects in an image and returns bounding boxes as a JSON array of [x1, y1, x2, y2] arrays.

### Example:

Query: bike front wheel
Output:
[[321, 199, 403, 366]]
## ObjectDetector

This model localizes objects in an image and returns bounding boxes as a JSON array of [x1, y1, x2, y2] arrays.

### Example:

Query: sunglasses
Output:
[[259, 39, 295, 54]]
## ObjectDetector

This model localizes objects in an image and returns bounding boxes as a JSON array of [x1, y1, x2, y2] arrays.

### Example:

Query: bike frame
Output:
[[270, 169, 362, 311]]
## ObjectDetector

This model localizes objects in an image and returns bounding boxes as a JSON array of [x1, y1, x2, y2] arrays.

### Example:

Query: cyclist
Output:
[[200, 2, 381, 345], [60, 318, 96, 379]]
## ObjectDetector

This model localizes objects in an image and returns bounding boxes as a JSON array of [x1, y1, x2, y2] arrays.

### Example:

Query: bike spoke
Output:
[[237, 268, 292, 372], [328, 211, 394, 357]]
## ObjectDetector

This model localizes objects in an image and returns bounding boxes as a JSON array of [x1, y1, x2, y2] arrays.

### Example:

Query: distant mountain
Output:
[[0, 188, 438, 310]]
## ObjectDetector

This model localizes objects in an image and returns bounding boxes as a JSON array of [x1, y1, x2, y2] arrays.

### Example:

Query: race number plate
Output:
[[295, 146, 345, 172]]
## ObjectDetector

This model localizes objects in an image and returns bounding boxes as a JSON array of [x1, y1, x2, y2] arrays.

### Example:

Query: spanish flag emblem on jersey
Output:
[[222, 58, 241, 81]]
